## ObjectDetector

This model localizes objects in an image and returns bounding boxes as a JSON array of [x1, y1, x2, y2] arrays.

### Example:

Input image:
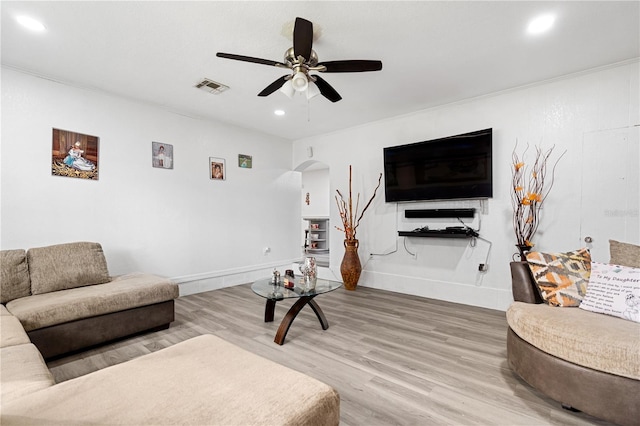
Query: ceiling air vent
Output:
[[195, 78, 229, 94]]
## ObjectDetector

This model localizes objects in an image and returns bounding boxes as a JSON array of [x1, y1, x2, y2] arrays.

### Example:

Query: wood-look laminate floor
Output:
[[48, 284, 611, 426]]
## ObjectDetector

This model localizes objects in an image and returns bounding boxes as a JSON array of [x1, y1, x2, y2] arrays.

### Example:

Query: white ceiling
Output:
[[2, 1, 638, 141]]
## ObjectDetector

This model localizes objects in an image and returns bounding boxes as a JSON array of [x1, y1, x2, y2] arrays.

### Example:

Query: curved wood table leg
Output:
[[275, 296, 312, 345], [264, 299, 276, 323], [274, 295, 330, 345], [307, 298, 329, 330]]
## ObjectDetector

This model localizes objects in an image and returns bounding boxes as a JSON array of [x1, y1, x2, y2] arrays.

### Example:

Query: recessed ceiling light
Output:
[[527, 14, 555, 35], [274, 110, 285, 116], [16, 15, 46, 32]]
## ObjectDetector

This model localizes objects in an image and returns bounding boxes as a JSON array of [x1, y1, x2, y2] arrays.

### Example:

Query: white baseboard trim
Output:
[[173, 261, 512, 311], [357, 270, 512, 312], [173, 257, 302, 296]]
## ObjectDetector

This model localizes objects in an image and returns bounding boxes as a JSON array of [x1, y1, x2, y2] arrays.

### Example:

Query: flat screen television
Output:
[[383, 128, 492, 202]]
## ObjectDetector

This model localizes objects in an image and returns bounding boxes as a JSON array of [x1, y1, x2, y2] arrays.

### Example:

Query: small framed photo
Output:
[[152, 142, 173, 169], [51, 128, 99, 180], [238, 154, 252, 168], [210, 157, 226, 180]]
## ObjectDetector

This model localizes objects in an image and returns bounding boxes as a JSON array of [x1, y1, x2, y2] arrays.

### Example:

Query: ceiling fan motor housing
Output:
[[284, 47, 318, 67]]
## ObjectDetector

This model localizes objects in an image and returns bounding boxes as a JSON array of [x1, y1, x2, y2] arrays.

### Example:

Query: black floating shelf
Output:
[[404, 208, 475, 219], [398, 230, 477, 238]]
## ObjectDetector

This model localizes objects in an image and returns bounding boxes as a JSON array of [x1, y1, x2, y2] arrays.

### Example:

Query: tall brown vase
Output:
[[340, 239, 362, 291], [515, 244, 532, 261]]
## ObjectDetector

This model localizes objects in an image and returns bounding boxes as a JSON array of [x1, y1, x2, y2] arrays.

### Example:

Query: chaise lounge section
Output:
[[1, 333, 340, 426], [1, 242, 178, 359]]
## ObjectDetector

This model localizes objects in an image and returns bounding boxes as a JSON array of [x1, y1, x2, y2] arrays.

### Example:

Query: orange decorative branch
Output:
[[511, 142, 566, 248]]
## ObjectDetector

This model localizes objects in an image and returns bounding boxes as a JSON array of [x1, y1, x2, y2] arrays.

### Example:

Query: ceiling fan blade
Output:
[[293, 17, 313, 61], [258, 76, 288, 97], [216, 52, 285, 67], [320, 60, 383, 73], [313, 76, 342, 102]]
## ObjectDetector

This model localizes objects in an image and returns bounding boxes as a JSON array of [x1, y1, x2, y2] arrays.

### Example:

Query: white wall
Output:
[[1, 68, 301, 295], [293, 61, 640, 311], [301, 168, 330, 219], [300, 167, 330, 247]]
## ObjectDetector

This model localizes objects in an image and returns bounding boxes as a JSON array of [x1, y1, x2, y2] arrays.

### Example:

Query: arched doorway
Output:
[[295, 160, 330, 267]]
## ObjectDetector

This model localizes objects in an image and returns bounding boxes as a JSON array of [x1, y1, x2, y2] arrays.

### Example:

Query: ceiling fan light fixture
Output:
[[279, 80, 295, 98], [306, 81, 320, 99], [217, 17, 382, 103], [291, 71, 308, 92]]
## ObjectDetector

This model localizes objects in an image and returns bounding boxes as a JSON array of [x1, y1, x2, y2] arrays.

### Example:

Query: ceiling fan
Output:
[[216, 17, 383, 103]]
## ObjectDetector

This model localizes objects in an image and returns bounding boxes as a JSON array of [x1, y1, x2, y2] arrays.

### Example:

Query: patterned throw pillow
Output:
[[580, 262, 640, 323], [526, 248, 592, 307]]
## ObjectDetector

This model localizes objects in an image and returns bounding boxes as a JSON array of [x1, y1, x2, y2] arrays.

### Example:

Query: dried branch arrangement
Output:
[[335, 165, 383, 242], [511, 142, 566, 249]]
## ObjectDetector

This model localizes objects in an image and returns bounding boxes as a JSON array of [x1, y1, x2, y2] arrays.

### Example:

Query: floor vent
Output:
[[195, 78, 229, 94]]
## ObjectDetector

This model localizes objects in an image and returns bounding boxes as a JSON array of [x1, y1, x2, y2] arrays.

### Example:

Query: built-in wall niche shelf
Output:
[[303, 217, 330, 254], [399, 208, 479, 239]]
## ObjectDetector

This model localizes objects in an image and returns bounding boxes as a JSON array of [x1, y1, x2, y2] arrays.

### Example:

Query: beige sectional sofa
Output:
[[0, 305, 56, 405], [1, 241, 341, 425], [506, 241, 640, 426], [1, 242, 178, 359], [1, 312, 340, 425]]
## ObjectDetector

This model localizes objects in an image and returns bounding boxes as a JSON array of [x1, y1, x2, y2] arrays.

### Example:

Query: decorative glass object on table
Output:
[[283, 269, 295, 289], [299, 257, 317, 292], [270, 269, 283, 300]]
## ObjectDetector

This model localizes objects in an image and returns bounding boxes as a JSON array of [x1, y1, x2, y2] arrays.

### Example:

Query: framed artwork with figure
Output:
[[51, 128, 99, 180], [152, 142, 173, 169], [210, 157, 226, 180], [238, 154, 252, 168]]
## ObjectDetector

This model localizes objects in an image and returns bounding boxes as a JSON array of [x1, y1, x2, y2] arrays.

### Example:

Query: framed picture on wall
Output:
[[238, 154, 252, 168], [51, 128, 99, 180], [210, 157, 226, 180], [152, 142, 173, 169]]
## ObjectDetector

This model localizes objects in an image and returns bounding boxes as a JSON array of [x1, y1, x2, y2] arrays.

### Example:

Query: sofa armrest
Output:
[[510, 261, 543, 304]]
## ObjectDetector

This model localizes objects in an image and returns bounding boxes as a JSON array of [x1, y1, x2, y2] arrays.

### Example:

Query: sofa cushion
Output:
[[1, 249, 31, 304], [0, 343, 55, 405], [526, 248, 591, 307], [27, 242, 110, 295], [507, 301, 640, 380], [580, 262, 640, 323], [609, 239, 640, 268], [0, 334, 340, 426], [0, 315, 31, 348], [6, 273, 178, 331]]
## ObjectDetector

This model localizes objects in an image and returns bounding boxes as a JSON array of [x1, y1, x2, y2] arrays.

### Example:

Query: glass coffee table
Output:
[[251, 277, 342, 345]]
